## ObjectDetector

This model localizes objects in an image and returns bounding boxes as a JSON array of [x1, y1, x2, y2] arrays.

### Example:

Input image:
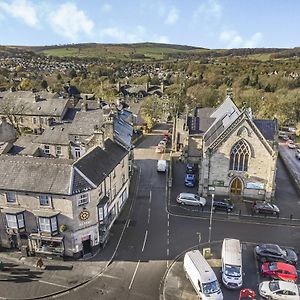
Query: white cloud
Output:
[[101, 3, 112, 13], [194, 0, 222, 21], [219, 30, 263, 48], [0, 0, 38, 27], [165, 7, 179, 25], [153, 35, 169, 44], [100, 27, 145, 43], [244, 32, 263, 48], [48, 2, 94, 40]]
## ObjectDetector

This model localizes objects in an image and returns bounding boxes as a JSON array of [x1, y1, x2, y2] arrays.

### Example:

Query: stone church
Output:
[[174, 96, 278, 201]]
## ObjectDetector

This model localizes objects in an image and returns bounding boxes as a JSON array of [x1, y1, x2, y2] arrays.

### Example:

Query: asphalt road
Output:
[[52, 125, 300, 300]]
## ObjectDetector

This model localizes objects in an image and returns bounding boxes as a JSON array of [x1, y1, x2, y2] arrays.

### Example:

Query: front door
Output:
[[82, 237, 91, 255], [230, 177, 243, 195]]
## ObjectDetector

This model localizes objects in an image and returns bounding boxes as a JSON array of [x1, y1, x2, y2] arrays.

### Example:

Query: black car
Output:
[[255, 243, 298, 265], [186, 163, 196, 174], [213, 200, 234, 212], [252, 203, 280, 216]]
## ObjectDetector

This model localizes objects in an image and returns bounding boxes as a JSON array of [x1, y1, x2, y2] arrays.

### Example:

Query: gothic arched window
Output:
[[229, 140, 250, 171]]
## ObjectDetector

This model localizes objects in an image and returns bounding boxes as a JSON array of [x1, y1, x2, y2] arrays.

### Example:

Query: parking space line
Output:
[[129, 260, 140, 290], [142, 230, 148, 252], [38, 280, 68, 289]]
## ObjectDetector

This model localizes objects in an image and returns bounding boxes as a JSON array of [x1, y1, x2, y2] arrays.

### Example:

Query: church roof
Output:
[[253, 119, 277, 141]]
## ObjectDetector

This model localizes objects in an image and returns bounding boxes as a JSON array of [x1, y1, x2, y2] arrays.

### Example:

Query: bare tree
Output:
[[0, 97, 29, 136]]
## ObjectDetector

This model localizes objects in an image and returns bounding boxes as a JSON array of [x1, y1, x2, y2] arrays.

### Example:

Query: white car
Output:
[[259, 280, 300, 299], [288, 142, 296, 149], [158, 140, 167, 147]]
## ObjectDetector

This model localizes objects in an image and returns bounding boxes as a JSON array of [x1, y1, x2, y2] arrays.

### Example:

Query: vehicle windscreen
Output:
[[268, 262, 278, 271], [203, 280, 220, 294], [224, 264, 241, 277], [269, 281, 279, 291]]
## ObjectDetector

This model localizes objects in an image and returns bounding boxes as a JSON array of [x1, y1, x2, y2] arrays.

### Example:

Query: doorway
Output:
[[230, 177, 243, 195], [82, 236, 91, 255]]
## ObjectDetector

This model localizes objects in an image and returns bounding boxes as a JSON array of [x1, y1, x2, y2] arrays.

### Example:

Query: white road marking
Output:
[[167, 248, 169, 256], [147, 208, 151, 224], [142, 230, 148, 252], [129, 260, 140, 290], [167, 229, 170, 236], [149, 190, 152, 204], [167, 221, 169, 227], [100, 273, 121, 280], [127, 218, 131, 228], [38, 280, 68, 289]]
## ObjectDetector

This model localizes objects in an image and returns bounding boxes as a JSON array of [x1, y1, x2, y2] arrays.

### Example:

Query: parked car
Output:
[[282, 135, 290, 141], [185, 174, 196, 187], [288, 142, 296, 149], [255, 243, 298, 265], [259, 280, 300, 299], [186, 163, 196, 174], [252, 202, 280, 216], [158, 140, 167, 147], [176, 193, 206, 207], [155, 145, 165, 153], [213, 200, 234, 212], [261, 262, 297, 282]]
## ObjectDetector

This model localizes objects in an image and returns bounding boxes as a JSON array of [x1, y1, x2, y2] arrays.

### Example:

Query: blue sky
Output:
[[0, 0, 298, 48]]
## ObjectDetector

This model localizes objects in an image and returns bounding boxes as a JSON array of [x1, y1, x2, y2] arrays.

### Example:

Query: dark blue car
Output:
[[185, 174, 196, 187]]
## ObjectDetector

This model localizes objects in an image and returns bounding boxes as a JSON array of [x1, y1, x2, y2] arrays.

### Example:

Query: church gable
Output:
[[206, 113, 274, 157]]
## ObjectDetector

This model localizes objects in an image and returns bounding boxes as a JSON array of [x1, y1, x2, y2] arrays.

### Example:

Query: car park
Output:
[[176, 193, 206, 207], [259, 280, 300, 299], [185, 174, 196, 187], [261, 262, 297, 282], [255, 244, 298, 265], [252, 202, 280, 216], [213, 200, 234, 212]]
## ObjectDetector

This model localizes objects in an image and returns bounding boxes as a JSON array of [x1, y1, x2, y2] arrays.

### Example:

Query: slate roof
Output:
[[253, 119, 277, 141], [68, 109, 104, 136], [187, 107, 215, 135], [114, 116, 133, 149], [8, 134, 40, 156], [0, 91, 69, 117], [74, 139, 128, 187], [34, 123, 71, 145], [72, 168, 93, 194], [0, 155, 73, 194]]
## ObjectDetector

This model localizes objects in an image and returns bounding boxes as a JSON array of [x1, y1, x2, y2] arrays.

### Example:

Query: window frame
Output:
[[77, 193, 89, 206], [44, 145, 50, 155], [6, 192, 17, 203], [39, 195, 50, 207], [38, 216, 58, 234], [55, 145, 62, 157], [229, 139, 250, 172], [6, 213, 25, 229]]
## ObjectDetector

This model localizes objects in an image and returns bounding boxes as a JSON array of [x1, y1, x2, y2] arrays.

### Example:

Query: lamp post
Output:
[[208, 193, 214, 243]]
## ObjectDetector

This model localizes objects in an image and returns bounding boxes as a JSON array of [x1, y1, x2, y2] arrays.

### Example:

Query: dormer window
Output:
[[74, 135, 79, 143], [6, 192, 16, 203], [44, 145, 50, 155]]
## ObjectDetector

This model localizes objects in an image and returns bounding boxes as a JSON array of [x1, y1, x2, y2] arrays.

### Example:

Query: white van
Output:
[[157, 160, 167, 172], [184, 250, 223, 300], [221, 238, 243, 289], [176, 193, 206, 207]]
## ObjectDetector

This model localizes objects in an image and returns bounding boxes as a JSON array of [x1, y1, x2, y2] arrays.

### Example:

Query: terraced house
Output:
[[0, 103, 134, 258]]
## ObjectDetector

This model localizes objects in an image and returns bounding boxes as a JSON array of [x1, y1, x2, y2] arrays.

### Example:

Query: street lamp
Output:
[[208, 193, 214, 243]]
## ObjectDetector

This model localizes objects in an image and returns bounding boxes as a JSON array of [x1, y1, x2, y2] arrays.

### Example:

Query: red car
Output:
[[261, 262, 297, 282]]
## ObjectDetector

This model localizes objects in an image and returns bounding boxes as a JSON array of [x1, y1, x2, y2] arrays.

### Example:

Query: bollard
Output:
[[290, 214, 293, 220]]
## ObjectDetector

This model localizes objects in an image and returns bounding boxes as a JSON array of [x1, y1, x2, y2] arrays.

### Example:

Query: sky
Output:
[[0, 0, 299, 49]]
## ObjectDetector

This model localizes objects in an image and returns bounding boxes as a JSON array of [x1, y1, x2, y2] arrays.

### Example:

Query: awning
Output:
[[1, 207, 25, 214], [32, 210, 60, 218], [29, 233, 64, 242]]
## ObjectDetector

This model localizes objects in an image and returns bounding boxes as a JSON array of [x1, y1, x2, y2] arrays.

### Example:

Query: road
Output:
[[56, 124, 300, 300]]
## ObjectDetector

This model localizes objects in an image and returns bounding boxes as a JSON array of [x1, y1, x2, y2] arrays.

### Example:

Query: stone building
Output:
[[175, 97, 278, 201]]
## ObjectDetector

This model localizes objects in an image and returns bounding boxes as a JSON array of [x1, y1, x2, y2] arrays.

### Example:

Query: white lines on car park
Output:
[[129, 260, 140, 290], [38, 280, 69, 289], [147, 208, 151, 224], [142, 230, 148, 252]]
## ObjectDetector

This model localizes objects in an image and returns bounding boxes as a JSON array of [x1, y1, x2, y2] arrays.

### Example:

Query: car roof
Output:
[[261, 244, 282, 252], [179, 192, 197, 198], [270, 262, 296, 272], [185, 174, 195, 178], [277, 281, 299, 292]]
